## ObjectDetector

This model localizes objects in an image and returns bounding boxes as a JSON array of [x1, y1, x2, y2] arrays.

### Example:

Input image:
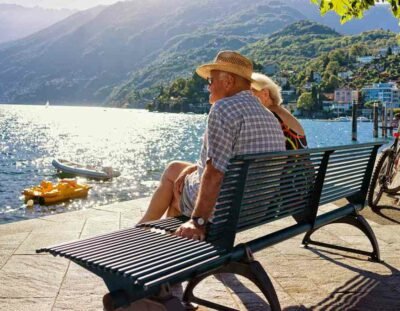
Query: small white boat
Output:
[[357, 116, 371, 122], [52, 159, 121, 180], [333, 117, 351, 122]]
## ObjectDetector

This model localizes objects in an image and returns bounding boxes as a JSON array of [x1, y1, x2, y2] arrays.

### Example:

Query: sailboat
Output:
[[45, 100, 50, 108]]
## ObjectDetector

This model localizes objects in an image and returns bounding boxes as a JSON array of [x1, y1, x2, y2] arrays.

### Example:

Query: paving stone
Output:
[[273, 277, 326, 306], [0, 231, 31, 266], [0, 255, 68, 298], [189, 275, 239, 309], [96, 197, 150, 213], [0, 219, 43, 235], [15, 231, 80, 255], [0, 198, 399, 310], [80, 213, 120, 238], [0, 297, 54, 311], [220, 273, 262, 294], [0, 255, 10, 270], [231, 291, 271, 311], [120, 212, 141, 229], [375, 225, 400, 244], [53, 263, 106, 311], [346, 258, 395, 276], [309, 280, 400, 310]]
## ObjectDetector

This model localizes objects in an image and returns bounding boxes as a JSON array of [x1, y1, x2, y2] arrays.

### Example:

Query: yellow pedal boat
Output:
[[23, 179, 91, 205]]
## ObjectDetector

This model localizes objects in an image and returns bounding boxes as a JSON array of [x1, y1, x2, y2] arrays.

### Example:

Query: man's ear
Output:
[[224, 74, 235, 90]]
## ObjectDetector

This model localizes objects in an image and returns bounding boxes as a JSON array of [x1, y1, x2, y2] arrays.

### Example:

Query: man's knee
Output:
[[163, 161, 187, 180]]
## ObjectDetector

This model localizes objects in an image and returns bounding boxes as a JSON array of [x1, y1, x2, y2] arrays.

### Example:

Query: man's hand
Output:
[[174, 220, 205, 241]]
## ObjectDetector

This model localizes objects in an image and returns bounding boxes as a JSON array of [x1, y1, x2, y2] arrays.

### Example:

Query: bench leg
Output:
[[182, 261, 281, 311], [302, 214, 381, 262]]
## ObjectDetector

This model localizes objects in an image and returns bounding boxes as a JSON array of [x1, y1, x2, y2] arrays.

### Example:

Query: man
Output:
[[139, 51, 285, 240]]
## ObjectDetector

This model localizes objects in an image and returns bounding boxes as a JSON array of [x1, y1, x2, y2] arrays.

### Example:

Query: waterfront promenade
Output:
[[0, 197, 399, 310]]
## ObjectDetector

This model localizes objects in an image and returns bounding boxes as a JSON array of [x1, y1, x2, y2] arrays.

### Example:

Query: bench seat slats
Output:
[[69, 233, 175, 261], [40, 228, 226, 290], [143, 255, 226, 289], [37, 227, 143, 254], [99, 239, 196, 270], [127, 248, 220, 280], [135, 253, 223, 286], [108, 243, 213, 273], [79, 235, 183, 263]]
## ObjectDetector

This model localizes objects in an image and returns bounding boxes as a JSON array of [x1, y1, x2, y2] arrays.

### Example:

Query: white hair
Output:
[[251, 73, 283, 106]]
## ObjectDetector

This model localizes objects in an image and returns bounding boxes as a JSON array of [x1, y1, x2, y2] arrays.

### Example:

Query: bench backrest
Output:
[[319, 144, 378, 205], [206, 142, 381, 250]]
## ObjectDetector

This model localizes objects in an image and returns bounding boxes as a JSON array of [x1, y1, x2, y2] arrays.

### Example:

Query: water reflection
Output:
[[0, 105, 206, 223], [1, 105, 378, 223]]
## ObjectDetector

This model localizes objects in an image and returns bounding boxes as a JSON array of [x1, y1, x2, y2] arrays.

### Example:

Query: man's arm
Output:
[[175, 160, 224, 240]]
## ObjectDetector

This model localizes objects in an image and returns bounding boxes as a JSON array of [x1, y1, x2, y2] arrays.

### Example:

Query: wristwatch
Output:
[[191, 216, 207, 228]]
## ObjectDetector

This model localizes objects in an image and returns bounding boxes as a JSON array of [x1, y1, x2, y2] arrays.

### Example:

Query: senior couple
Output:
[[139, 51, 307, 240]]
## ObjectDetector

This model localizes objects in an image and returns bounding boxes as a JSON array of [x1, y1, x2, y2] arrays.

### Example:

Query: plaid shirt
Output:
[[182, 90, 285, 216]]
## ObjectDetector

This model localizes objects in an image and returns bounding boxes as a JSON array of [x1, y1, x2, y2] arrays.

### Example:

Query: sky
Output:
[[0, 0, 391, 11], [0, 0, 128, 10]]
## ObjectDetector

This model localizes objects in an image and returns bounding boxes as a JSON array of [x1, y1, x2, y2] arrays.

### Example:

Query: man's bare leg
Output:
[[138, 161, 192, 223]]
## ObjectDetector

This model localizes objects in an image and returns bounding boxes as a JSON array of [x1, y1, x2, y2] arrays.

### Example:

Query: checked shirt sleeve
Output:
[[206, 108, 236, 173]]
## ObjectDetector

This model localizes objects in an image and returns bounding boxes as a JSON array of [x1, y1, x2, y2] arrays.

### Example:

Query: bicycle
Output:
[[368, 124, 400, 209]]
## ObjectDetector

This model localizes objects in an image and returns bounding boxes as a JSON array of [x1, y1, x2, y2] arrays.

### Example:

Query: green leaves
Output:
[[310, 0, 400, 24]]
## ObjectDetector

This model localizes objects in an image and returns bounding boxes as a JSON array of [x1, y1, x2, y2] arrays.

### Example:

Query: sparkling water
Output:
[[0, 104, 380, 224]]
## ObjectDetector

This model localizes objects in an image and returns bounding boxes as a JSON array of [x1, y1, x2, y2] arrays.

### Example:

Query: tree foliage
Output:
[[297, 92, 315, 111], [311, 0, 400, 24]]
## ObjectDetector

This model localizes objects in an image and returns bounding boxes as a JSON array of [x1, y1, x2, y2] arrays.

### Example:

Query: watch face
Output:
[[197, 218, 205, 226]]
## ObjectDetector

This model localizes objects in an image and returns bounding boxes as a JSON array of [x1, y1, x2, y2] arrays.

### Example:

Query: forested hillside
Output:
[[149, 21, 398, 113]]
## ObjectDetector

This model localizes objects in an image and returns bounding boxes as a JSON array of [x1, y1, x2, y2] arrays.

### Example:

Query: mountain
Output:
[[0, 4, 75, 44], [0, 0, 307, 104], [0, 0, 398, 105]]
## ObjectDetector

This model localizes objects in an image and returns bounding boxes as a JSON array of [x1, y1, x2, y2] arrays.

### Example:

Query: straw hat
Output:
[[196, 51, 253, 82]]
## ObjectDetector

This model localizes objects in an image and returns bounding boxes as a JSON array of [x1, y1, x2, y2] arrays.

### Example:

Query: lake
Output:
[[0, 104, 383, 224]]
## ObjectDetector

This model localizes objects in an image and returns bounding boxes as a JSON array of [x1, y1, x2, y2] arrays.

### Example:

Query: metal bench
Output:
[[37, 142, 383, 311]]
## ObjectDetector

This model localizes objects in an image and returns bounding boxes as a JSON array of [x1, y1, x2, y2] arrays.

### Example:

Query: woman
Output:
[[251, 73, 307, 150]]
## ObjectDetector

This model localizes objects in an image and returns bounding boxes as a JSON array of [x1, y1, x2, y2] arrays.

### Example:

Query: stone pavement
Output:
[[0, 197, 399, 311]]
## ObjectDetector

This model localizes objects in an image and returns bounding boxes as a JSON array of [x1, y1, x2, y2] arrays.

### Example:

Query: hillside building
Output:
[[312, 72, 322, 84], [334, 88, 358, 103], [356, 56, 375, 64], [379, 46, 400, 56], [338, 71, 353, 80], [361, 82, 400, 108]]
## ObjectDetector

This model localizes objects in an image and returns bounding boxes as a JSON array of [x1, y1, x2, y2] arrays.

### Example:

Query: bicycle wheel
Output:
[[385, 150, 400, 194], [368, 150, 393, 208]]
